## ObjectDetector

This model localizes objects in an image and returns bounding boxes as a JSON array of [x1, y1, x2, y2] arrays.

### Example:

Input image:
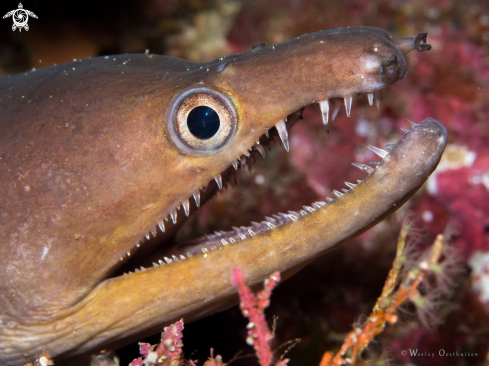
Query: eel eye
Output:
[[168, 87, 237, 153]]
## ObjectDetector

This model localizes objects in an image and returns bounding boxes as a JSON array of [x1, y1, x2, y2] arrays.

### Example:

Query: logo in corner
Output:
[[3, 3, 37, 32]]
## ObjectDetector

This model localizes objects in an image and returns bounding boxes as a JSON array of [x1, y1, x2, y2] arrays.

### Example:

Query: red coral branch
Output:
[[231, 266, 287, 366], [130, 319, 184, 366]]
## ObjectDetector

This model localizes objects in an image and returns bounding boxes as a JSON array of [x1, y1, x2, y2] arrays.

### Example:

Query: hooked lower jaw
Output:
[[117, 91, 443, 276]]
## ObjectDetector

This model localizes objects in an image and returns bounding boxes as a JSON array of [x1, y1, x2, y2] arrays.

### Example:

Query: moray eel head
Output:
[[0, 27, 441, 364]]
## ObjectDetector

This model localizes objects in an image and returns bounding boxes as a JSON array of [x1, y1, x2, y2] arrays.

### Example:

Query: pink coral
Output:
[[231, 266, 288, 366]]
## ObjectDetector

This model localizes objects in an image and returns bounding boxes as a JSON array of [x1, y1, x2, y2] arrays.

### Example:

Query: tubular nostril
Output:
[[379, 54, 399, 78]]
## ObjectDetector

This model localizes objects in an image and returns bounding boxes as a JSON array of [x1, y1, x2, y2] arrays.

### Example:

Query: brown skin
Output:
[[0, 27, 439, 364]]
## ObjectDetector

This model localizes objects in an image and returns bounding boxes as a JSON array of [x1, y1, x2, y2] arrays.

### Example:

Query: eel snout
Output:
[[391, 32, 433, 55]]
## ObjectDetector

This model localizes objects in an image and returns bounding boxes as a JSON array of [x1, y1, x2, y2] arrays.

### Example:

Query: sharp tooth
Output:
[[238, 233, 246, 240], [315, 100, 330, 126], [244, 151, 250, 157], [145, 234, 150, 240], [254, 144, 266, 158], [232, 161, 238, 170], [264, 128, 269, 137], [333, 190, 344, 198], [312, 202, 322, 209], [193, 192, 200, 208], [368, 161, 381, 166], [158, 221, 165, 233], [367, 145, 389, 159], [345, 182, 356, 188], [150, 227, 157, 237], [180, 255, 186, 260], [265, 216, 276, 223], [229, 238, 236, 243], [266, 222, 275, 229], [152, 262, 158, 267], [374, 91, 380, 109], [357, 180, 362, 183], [164, 257, 172, 263], [300, 210, 307, 216], [406, 118, 418, 128], [221, 239, 229, 245], [275, 118, 289, 152], [170, 210, 177, 224], [304, 206, 315, 212], [385, 144, 395, 151], [214, 175, 223, 190], [140, 266, 146, 271], [352, 162, 375, 174], [248, 229, 255, 236], [326, 197, 334, 203], [187, 252, 192, 258], [158, 260, 164, 265], [172, 255, 179, 261], [341, 189, 348, 193], [182, 199, 190, 217], [367, 92, 374, 106], [401, 127, 410, 134], [344, 96, 353, 117], [331, 98, 341, 121]]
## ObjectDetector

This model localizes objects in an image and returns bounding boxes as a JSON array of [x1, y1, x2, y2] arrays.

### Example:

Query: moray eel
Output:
[[0, 27, 443, 365]]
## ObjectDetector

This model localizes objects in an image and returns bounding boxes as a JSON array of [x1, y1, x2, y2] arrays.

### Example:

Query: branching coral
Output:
[[319, 220, 458, 366]]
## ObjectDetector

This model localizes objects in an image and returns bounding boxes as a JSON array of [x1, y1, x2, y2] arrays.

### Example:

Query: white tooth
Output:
[[150, 227, 157, 237], [229, 238, 236, 243], [221, 239, 229, 245], [180, 255, 186, 260], [406, 118, 418, 128], [186, 252, 192, 258], [266, 222, 275, 229], [182, 199, 190, 217], [367, 145, 389, 159], [232, 161, 238, 170], [238, 233, 246, 240], [385, 144, 395, 151], [164, 257, 172, 263], [315, 100, 330, 125], [193, 192, 200, 208], [342, 189, 348, 193], [401, 127, 410, 134], [248, 229, 256, 236], [158, 259, 164, 265], [172, 255, 179, 261], [254, 144, 266, 158], [344, 96, 352, 117], [140, 266, 146, 271], [374, 91, 380, 109], [158, 221, 165, 233], [332, 98, 341, 121], [275, 118, 289, 152], [345, 182, 356, 188], [214, 175, 223, 190], [367, 92, 374, 106], [352, 162, 375, 174], [304, 206, 315, 212], [264, 128, 269, 137], [170, 210, 177, 224], [145, 234, 150, 240], [152, 262, 158, 267], [333, 190, 344, 198], [326, 197, 334, 203]]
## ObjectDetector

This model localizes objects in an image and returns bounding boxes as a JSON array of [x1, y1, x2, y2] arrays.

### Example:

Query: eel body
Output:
[[0, 27, 443, 365]]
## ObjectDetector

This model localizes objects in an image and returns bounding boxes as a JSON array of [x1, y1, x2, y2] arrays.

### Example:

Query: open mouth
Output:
[[115, 93, 443, 277]]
